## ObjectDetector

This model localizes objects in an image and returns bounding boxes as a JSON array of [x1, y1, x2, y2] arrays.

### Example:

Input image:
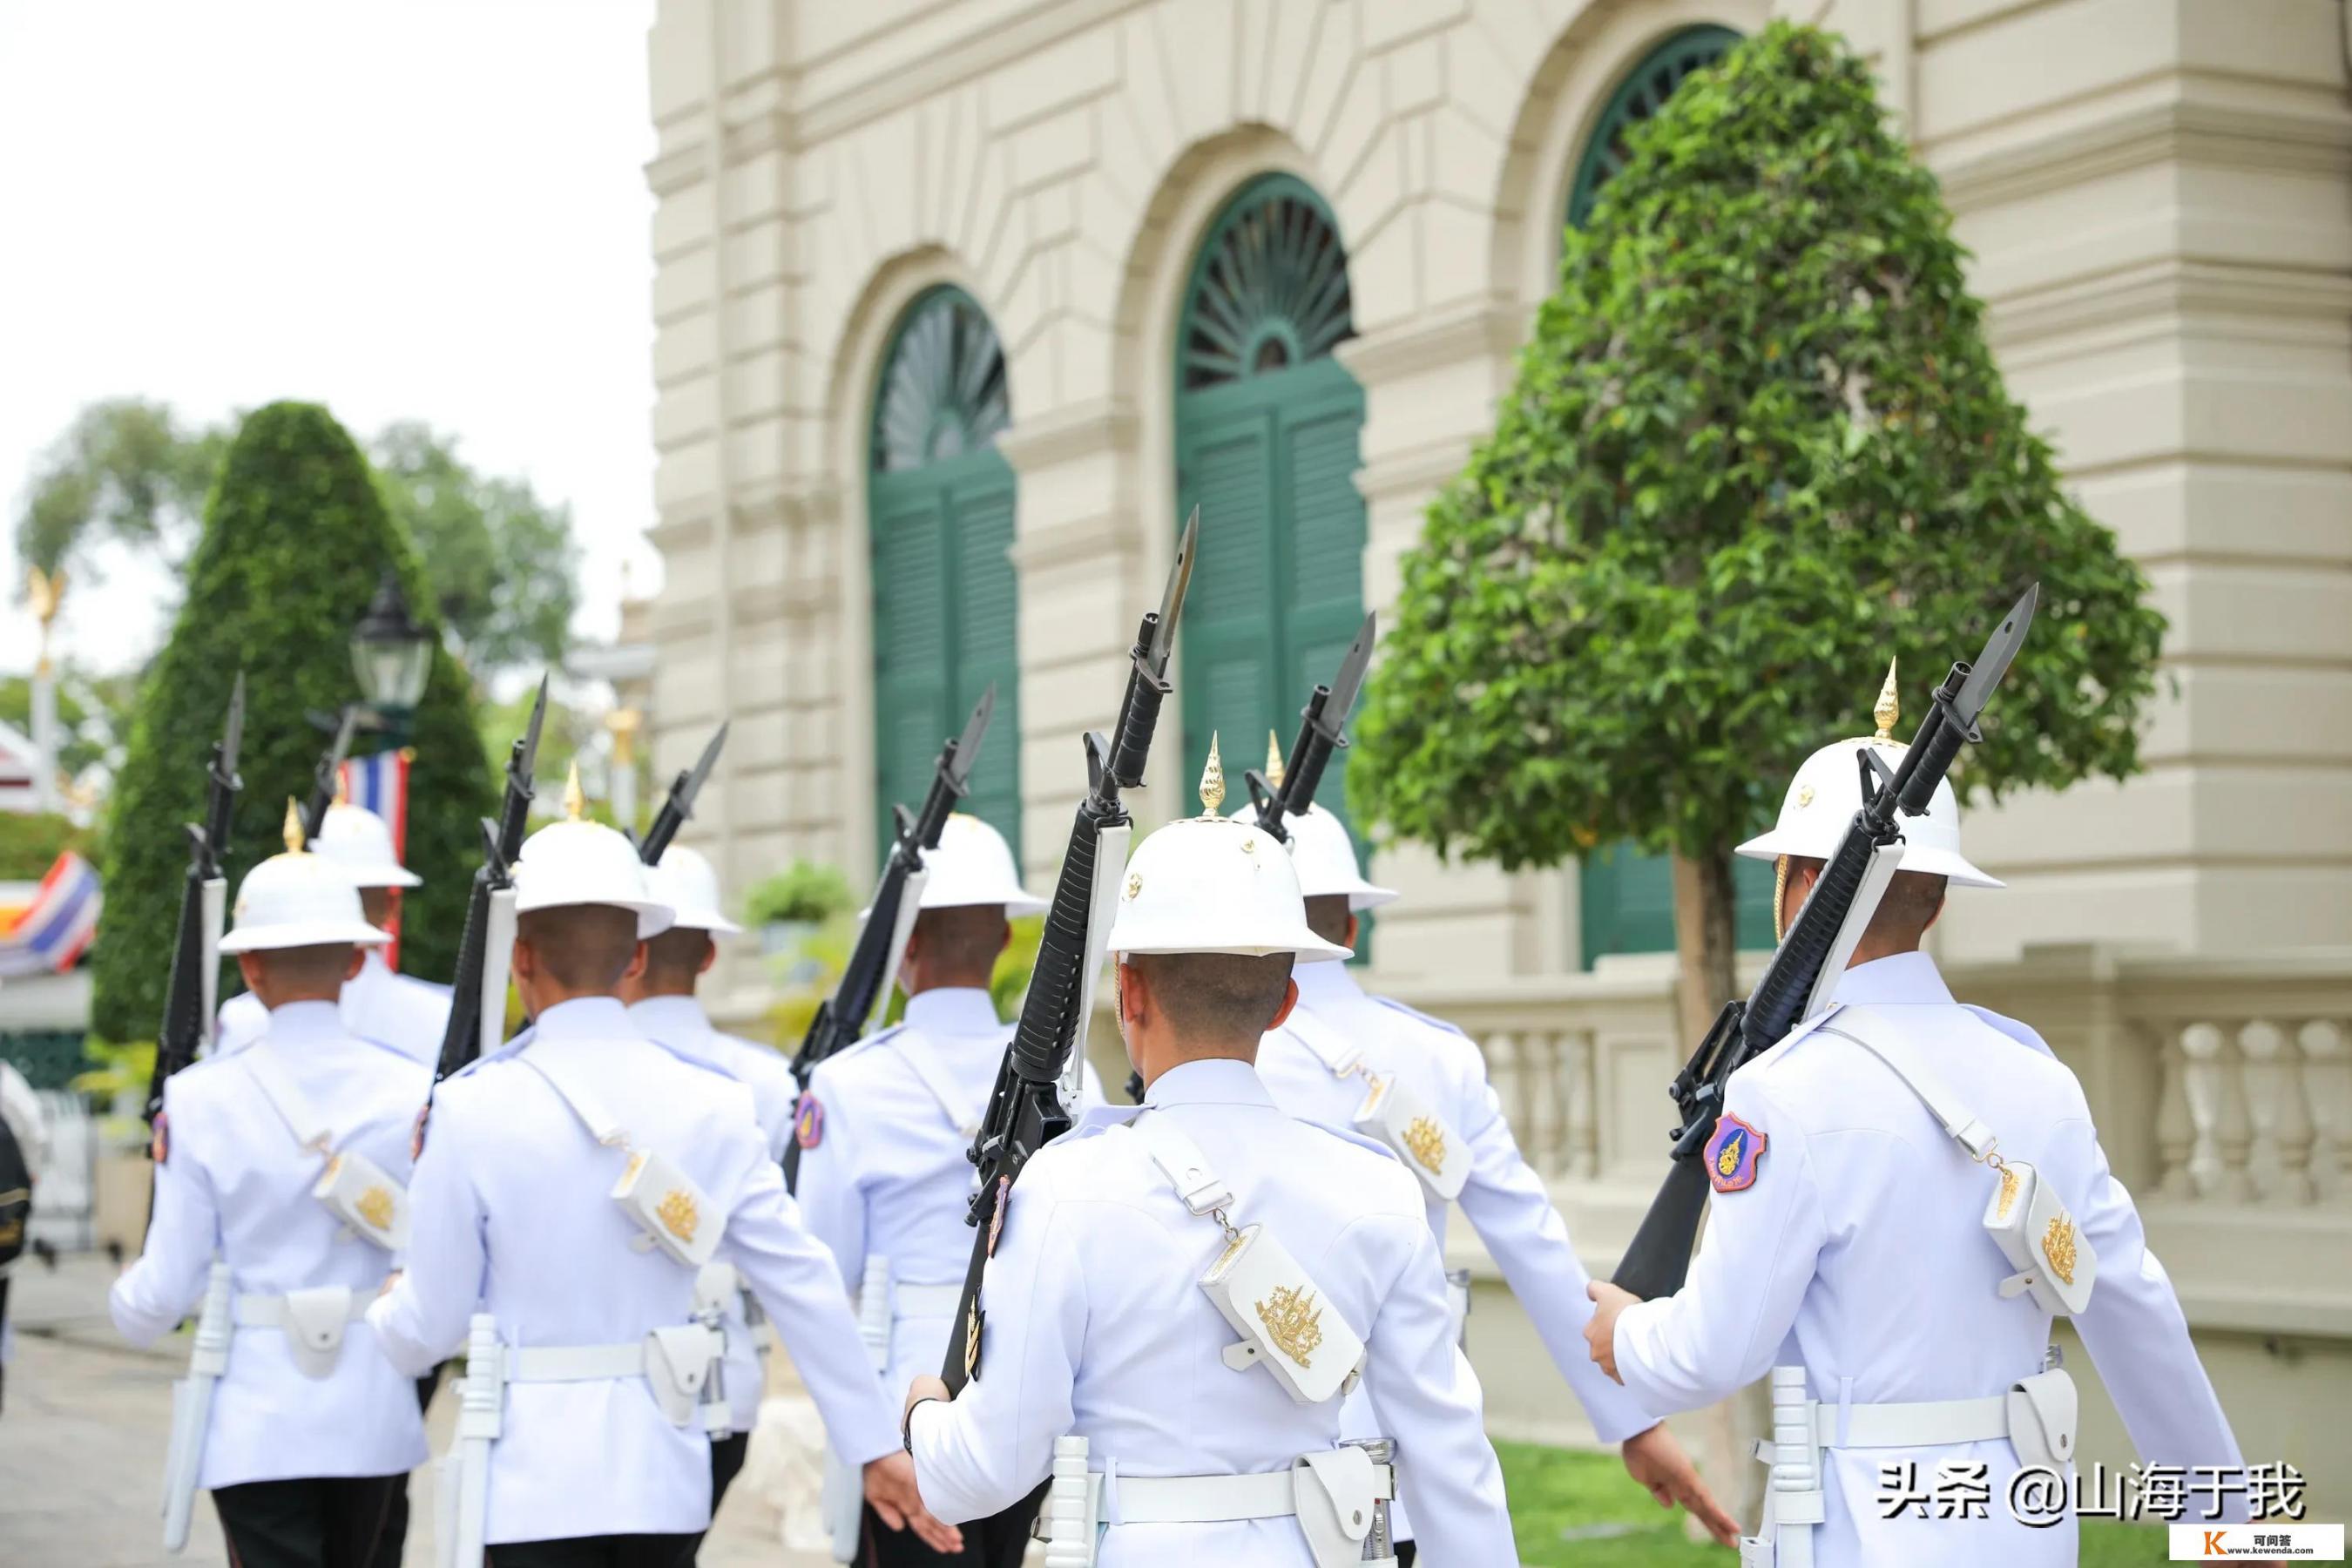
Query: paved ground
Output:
[[0, 1255, 809, 1567]]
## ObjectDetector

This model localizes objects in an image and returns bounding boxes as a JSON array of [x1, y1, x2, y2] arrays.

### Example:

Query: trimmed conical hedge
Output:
[[91, 402, 492, 1041]]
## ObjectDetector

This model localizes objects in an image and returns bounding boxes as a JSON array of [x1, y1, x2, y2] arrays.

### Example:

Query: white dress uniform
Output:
[[1611, 952, 2247, 1565], [908, 1058, 1517, 1566], [112, 999, 433, 1489], [368, 994, 903, 1543], [215, 950, 451, 1063], [796, 987, 1103, 1398]]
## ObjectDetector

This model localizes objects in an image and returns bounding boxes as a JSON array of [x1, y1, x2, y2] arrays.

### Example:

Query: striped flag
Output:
[[0, 851, 102, 979], [337, 748, 411, 860], [338, 748, 412, 968]]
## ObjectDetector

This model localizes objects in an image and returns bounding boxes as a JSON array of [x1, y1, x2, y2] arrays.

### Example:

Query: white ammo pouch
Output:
[[519, 1052, 722, 1270], [234, 1285, 374, 1380], [1285, 1012, 1468, 1203], [242, 1042, 411, 1251], [1128, 1113, 1367, 1405], [1037, 1433, 1397, 1568]]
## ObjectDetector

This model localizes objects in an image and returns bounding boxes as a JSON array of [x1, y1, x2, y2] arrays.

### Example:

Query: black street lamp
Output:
[[351, 570, 434, 740]]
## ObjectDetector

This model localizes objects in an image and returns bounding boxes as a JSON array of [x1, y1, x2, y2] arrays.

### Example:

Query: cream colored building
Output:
[[642, 0, 2352, 1517]]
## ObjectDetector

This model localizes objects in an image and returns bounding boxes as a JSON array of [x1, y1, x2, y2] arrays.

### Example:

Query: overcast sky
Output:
[[0, 0, 659, 679]]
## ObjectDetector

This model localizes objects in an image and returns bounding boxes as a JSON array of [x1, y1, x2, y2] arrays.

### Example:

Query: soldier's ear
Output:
[[1266, 977, 1301, 1033], [341, 946, 366, 983], [696, 936, 719, 977]]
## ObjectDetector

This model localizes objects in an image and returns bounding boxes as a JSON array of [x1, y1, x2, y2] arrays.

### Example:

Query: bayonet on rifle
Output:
[[299, 706, 361, 846], [145, 673, 246, 1132], [781, 686, 996, 1191], [637, 720, 729, 865], [1243, 611, 1375, 841], [944, 510, 1198, 1394], [1612, 585, 2040, 1300]]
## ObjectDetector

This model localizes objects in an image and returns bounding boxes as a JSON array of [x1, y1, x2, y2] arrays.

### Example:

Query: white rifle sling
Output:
[[1064, 820, 1132, 1117], [477, 886, 517, 1064], [199, 877, 226, 1044], [1129, 1114, 1366, 1405], [1821, 1006, 2099, 1316], [161, 1260, 233, 1553], [244, 1044, 411, 1253], [869, 867, 929, 1034], [520, 1053, 720, 1269], [1287, 1010, 1469, 1202]]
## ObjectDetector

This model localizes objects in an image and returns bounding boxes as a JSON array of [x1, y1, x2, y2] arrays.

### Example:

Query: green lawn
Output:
[[1497, 1441, 2173, 1565]]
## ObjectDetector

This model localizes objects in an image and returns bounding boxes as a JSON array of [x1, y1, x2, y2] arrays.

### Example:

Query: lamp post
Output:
[[350, 571, 434, 744]]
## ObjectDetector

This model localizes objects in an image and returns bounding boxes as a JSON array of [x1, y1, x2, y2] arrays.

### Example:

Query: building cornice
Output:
[[1006, 507, 1145, 571], [1334, 299, 1529, 386], [1986, 258, 2352, 354], [995, 400, 1140, 473], [1934, 99, 2352, 212]]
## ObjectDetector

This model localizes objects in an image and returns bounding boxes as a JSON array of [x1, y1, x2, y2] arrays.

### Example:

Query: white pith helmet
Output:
[[1734, 662, 2002, 889], [648, 844, 741, 935], [512, 765, 676, 938], [1227, 733, 1395, 910], [918, 813, 1047, 916], [1106, 735, 1351, 963], [220, 801, 393, 954], [314, 800, 420, 889]]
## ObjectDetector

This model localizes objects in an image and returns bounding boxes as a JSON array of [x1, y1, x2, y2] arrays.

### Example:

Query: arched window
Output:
[[868, 287, 1020, 862], [1565, 24, 1741, 229], [1173, 174, 1369, 869], [1560, 24, 1773, 964]]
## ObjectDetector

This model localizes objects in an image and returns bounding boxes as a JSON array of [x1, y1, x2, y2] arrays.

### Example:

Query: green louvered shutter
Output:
[[1173, 175, 1373, 949], [1564, 27, 1761, 966], [868, 288, 1021, 865]]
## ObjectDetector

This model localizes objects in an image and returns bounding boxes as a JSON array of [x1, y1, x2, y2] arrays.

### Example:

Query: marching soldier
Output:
[[112, 807, 429, 1567], [901, 774, 1518, 1565], [794, 812, 1102, 1566], [216, 796, 449, 1061], [621, 842, 798, 1523], [1245, 781, 1738, 1556], [368, 808, 960, 1565], [1584, 679, 2247, 1564]]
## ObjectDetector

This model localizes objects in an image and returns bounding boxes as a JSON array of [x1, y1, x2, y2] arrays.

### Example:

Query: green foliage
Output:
[[1353, 23, 2166, 874], [988, 913, 1043, 1022], [372, 422, 580, 673], [0, 664, 139, 784], [0, 811, 92, 880], [745, 862, 856, 926], [13, 401, 578, 679], [89, 402, 492, 1040]]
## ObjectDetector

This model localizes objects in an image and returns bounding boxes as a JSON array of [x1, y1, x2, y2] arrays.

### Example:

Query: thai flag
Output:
[[337, 749, 410, 860], [0, 851, 102, 979], [337, 748, 411, 967]]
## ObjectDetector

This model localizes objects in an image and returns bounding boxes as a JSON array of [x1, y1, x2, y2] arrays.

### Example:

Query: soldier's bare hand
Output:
[[1585, 1280, 1637, 1382], [1622, 1423, 1741, 1546], [863, 1452, 963, 1555]]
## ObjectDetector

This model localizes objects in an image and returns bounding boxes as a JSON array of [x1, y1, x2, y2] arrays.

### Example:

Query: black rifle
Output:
[[1241, 612, 1376, 845], [298, 706, 360, 846], [781, 688, 994, 1192], [943, 510, 1198, 1394], [432, 678, 549, 1084], [145, 674, 247, 1131], [635, 721, 728, 865], [1612, 585, 2040, 1299]]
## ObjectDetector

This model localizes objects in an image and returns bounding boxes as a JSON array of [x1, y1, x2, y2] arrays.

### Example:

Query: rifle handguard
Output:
[[1009, 802, 1107, 1083]]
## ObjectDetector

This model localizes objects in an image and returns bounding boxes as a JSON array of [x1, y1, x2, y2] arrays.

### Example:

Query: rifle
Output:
[[780, 687, 995, 1192], [1241, 612, 1376, 844], [943, 509, 1199, 1394], [635, 720, 728, 865], [298, 706, 360, 845], [432, 677, 549, 1085], [145, 673, 246, 1131], [1612, 585, 2040, 1299]]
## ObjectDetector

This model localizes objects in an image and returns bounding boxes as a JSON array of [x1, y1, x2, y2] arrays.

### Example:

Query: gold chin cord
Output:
[[1773, 855, 1790, 942]]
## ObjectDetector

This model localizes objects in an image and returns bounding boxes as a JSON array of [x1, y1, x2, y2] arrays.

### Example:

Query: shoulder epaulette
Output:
[[1294, 1112, 1402, 1163], [817, 1022, 907, 1071], [1371, 995, 1469, 1038]]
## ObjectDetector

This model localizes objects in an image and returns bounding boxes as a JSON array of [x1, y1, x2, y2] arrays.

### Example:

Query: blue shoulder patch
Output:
[[1371, 995, 1469, 1039]]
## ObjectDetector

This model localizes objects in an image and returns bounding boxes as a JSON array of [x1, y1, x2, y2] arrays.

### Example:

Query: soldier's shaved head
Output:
[[517, 905, 642, 992], [1302, 895, 1354, 950], [1123, 951, 1295, 1049], [639, 927, 716, 993], [1782, 858, 1949, 957], [903, 905, 1010, 995]]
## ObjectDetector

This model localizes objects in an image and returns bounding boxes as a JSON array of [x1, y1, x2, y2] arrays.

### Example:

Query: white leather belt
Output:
[[892, 1283, 963, 1316], [233, 1293, 372, 1328], [1113, 1464, 1393, 1524], [1752, 1393, 2010, 1458], [508, 1342, 661, 1382]]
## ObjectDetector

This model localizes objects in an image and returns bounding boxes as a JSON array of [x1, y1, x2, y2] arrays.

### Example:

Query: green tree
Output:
[[1351, 22, 2165, 1034], [90, 402, 492, 1041], [13, 403, 578, 679], [371, 422, 579, 675]]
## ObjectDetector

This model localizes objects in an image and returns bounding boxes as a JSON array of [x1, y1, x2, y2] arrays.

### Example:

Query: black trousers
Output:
[[211, 1475, 406, 1568], [485, 1538, 695, 1568], [858, 1477, 1044, 1568], [1396, 1541, 1418, 1567]]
